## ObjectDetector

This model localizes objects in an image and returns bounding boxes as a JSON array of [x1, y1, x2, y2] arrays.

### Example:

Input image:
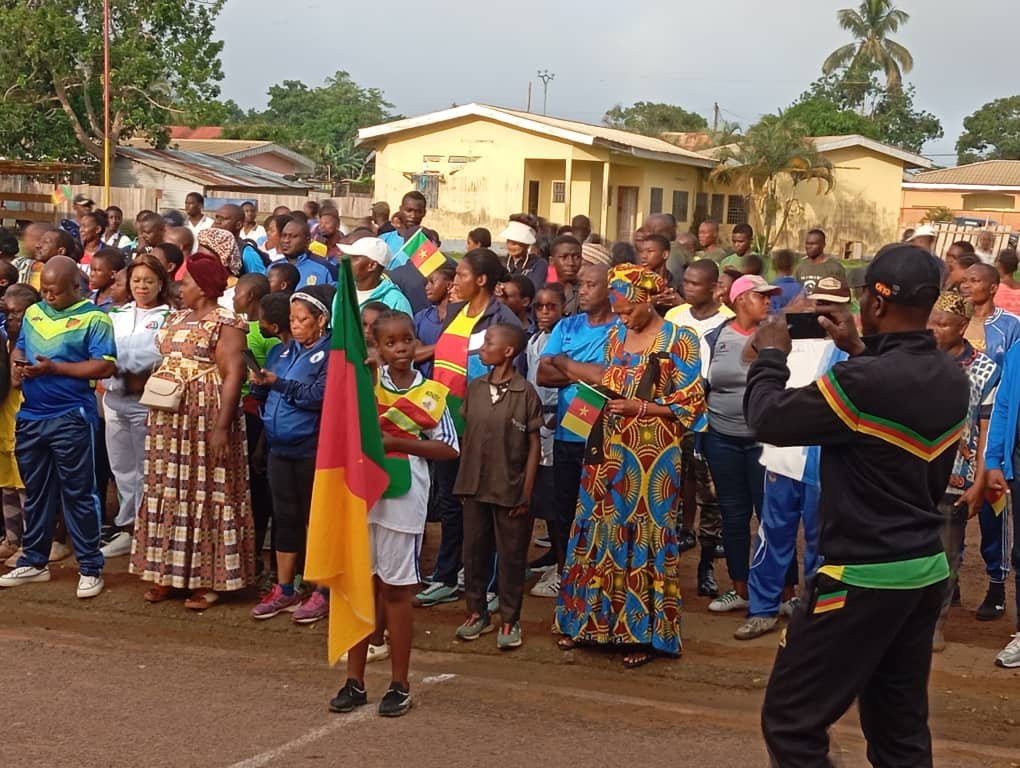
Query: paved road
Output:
[[4, 543, 1019, 767]]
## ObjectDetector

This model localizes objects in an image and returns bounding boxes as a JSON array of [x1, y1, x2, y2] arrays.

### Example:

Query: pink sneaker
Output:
[[251, 584, 302, 620], [292, 590, 329, 624]]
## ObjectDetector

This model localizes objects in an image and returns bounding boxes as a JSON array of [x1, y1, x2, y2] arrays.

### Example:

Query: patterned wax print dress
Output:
[[130, 307, 256, 591], [554, 321, 705, 654]]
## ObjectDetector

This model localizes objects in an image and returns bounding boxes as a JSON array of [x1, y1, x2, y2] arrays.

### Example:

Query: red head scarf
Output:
[[186, 251, 229, 299]]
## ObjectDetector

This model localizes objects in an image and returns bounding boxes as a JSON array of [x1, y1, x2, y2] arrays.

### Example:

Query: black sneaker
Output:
[[712, 543, 726, 560], [378, 682, 412, 717], [976, 583, 1006, 621], [677, 527, 697, 553], [328, 679, 368, 713]]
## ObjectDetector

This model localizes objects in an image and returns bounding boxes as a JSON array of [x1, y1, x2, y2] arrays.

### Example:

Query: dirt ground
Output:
[[2, 515, 1018, 768]]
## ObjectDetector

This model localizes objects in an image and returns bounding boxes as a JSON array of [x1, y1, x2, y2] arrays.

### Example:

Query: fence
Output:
[[0, 178, 372, 227], [929, 223, 1013, 259]]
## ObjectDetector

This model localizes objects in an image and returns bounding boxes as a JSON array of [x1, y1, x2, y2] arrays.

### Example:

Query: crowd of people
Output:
[[0, 189, 1016, 738]]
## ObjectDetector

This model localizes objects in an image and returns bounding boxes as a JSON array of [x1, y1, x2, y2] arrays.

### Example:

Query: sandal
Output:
[[623, 650, 655, 669], [557, 636, 577, 651], [143, 585, 174, 603], [184, 589, 220, 610]]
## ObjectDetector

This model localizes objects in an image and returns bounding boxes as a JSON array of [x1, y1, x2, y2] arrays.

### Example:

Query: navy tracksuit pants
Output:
[[16, 410, 104, 576]]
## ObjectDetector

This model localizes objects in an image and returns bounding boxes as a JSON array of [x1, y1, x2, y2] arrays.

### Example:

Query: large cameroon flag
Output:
[[305, 256, 389, 665]]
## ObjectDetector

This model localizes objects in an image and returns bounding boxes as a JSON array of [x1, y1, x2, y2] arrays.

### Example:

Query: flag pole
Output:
[[102, 0, 111, 206]]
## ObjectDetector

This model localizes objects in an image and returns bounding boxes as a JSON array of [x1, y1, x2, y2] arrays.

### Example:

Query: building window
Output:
[[650, 187, 663, 214], [694, 192, 708, 221], [411, 173, 440, 209], [710, 194, 725, 222], [672, 190, 689, 222], [552, 181, 566, 204], [726, 195, 748, 225]]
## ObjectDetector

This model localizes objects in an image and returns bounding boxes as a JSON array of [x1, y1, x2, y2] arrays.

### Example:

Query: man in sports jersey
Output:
[[0, 256, 116, 599], [746, 245, 968, 766]]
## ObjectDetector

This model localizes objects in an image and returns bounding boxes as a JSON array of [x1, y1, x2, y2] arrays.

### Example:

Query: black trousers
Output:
[[266, 453, 315, 554], [762, 571, 946, 768], [551, 440, 586, 570], [245, 412, 274, 555]]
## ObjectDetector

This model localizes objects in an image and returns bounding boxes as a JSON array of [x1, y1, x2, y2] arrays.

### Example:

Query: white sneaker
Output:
[[339, 642, 390, 664], [486, 591, 499, 614], [77, 573, 104, 599], [708, 590, 750, 613], [995, 634, 1020, 668], [457, 568, 465, 590], [734, 615, 778, 640], [0, 565, 51, 587], [530, 567, 561, 598], [49, 541, 72, 562], [779, 597, 801, 618], [100, 531, 133, 558]]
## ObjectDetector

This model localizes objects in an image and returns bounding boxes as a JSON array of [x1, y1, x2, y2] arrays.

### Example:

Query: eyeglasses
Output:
[[534, 302, 560, 310]]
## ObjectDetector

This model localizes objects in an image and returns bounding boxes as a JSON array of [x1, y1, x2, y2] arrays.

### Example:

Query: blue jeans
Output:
[[704, 429, 764, 585], [749, 473, 821, 617], [977, 500, 1011, 583], [16, 409, 104, 576]]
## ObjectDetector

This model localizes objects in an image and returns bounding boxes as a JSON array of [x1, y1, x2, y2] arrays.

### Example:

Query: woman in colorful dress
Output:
[[130, 251, 255, 610], [554, 264, 705, 668]]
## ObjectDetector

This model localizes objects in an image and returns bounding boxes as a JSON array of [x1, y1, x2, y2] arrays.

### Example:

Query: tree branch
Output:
[[52, 78, 101, 158], [123, 85, 189, 114], [82, 73, 103, 139]]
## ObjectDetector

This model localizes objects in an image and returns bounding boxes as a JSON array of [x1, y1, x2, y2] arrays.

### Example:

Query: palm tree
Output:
[[709, 114, 834, 254], [822, 0, 913, 92]]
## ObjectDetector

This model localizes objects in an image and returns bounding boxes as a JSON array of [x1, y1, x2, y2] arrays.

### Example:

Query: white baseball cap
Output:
[[911, 224, 938, 240], [499, 220, 537, 246], [340, 237, 391, 267]]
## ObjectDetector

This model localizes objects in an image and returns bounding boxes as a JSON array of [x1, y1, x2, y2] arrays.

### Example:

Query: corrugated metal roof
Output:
[[357, 103, 716, 167], [115, 147, 311, 191], [909, 160, 1020, 187]]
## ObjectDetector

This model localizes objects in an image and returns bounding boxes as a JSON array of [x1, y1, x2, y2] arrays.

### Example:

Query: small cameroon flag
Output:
[[561, 382, 608, 441], [401, 229, 447, 277]]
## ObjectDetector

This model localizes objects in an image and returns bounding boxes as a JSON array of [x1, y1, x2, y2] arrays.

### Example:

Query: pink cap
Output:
[[730, 274, 782, 303]]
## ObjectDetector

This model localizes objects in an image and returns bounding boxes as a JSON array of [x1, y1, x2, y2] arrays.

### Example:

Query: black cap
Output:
[[863, 244, 941, 307]]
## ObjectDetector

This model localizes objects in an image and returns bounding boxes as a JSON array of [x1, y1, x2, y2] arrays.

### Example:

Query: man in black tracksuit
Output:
[[744, 244, 969, 768]]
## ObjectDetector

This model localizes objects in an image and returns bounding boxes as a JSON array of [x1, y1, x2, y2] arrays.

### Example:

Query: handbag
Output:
[[139, 365, 217, 412]]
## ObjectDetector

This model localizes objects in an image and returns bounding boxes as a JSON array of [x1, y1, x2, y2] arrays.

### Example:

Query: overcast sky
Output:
[[215, 0, 1018, 163]]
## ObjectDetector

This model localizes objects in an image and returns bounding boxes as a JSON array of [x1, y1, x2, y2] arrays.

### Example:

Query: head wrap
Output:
[[933, 291, 972, 320], [197, 227, 242, 277], [608, 264, 666, 304], [581, 242, 611, 266], [185, 251, 229, 299]]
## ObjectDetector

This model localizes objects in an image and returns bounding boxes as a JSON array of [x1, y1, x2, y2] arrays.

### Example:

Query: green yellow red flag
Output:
[[304, 256, 388, 665], [398, 228, 447, 277], [561, 381, 607, 440]]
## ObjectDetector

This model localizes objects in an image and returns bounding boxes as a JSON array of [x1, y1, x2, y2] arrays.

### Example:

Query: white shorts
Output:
[[369, 524, 421, 586]]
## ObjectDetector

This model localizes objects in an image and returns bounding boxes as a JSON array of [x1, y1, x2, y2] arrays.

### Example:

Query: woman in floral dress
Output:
[[130, 247, 255, 610], [554, 264, 705, 667]]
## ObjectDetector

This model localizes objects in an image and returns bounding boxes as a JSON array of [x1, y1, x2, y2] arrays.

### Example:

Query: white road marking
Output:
[[224, 673, 458, 768]]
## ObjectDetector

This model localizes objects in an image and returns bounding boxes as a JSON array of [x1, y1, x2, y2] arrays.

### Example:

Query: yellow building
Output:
[[358, 105, 928, 254], [902, 161, 1020, 231], [358, 103, 715, 242]]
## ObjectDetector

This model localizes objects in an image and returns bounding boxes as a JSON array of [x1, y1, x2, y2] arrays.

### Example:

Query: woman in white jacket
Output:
[[101, 254, 171, 557]]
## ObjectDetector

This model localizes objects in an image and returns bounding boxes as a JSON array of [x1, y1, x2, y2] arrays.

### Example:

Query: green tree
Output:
[[0, 0, 226, 162], [822, 0, 914, 92], [710, 114, 834, 254], [178, 99, 247, 128], [792, 76, 942, 153], [603, 102, 707, 137], [223, 71, 393, 179], [783, 98, 877, 139], [956, 96, 1020, 164]]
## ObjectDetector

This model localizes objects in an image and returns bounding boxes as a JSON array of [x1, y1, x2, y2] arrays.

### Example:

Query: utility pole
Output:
[[103, 0, 111, 205], [537, 69, 555, 115], [712, 102, 720, 133], [526, 81, 532, 113]]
